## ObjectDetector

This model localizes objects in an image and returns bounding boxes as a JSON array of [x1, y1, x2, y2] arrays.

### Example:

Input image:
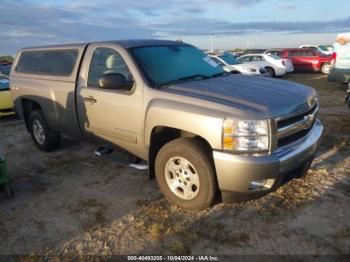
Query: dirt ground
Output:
[[0, 74, 349, 256]]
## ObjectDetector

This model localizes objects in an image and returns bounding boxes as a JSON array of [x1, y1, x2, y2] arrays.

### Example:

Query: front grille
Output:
[[276, 103, 318, 147]]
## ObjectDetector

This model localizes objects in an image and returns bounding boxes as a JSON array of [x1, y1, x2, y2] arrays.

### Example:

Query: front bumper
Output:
[[0, 91, 14, 117], [213, 119, 323, 202], [275, 67, 287, 76], [286, 67, 294, 73]]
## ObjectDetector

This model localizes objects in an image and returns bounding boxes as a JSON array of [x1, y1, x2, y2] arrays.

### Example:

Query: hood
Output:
[[163, 75, 317, 119]]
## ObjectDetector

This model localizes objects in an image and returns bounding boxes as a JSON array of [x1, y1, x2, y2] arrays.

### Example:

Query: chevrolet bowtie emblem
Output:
[[304, 114, 315, 129]]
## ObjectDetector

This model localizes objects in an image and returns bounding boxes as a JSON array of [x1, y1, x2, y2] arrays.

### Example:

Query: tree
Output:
[[0, 55, 14, 64]]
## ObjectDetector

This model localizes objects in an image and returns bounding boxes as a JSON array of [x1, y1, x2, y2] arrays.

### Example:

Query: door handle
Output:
[[84, 96, 97, 104]]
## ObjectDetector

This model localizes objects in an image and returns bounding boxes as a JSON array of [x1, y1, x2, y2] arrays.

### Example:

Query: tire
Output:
[[320, 63, 331, 75], [266, 67, 275, 77], [28, 110, 61, 152], [155, 138, 217, 210]]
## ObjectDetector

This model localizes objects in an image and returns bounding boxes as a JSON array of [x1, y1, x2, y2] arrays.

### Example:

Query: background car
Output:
[[0, 64, 11, 77], [0, 64, 14, 117], [237, 53, 288, 77], [242, 49, 266, 55], [264, 48, 283, 57], [209, 53, 268, 76], [299, 45, 333, 56], [264, 49, 294, 73], [280, 48, 333, 74]]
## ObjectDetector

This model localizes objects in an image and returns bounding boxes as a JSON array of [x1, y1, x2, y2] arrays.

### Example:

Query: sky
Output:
[[0, 0, 349, 55]]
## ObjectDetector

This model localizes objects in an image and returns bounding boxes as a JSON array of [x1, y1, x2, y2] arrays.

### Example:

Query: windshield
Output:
[[130, 45, 225, 87], [218, 54, 241, 65], [267, 54, 282, 60], [318, 45, 329, 52]]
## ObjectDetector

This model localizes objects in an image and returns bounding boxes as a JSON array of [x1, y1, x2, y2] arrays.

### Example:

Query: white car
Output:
[[299, 45, 333, 56], [237, 54, 289, 77], [263, 50, 294, 73], [209, 54, 268, 76]]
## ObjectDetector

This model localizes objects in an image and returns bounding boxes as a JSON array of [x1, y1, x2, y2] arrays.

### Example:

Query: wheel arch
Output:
[[21, 98, 42, 131], [147, 125, 216, 180]]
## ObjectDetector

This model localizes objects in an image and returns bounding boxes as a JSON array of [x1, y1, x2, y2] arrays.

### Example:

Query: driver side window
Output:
[[87, 47, 133, 88]]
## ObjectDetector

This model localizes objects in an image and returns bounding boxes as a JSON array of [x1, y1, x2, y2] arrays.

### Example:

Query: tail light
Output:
[[332, 52, 337, 62], [331, 52, 337, 67]]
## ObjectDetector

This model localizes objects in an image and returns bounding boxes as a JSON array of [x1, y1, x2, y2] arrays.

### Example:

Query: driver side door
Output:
[[76, 44, 143, 152]]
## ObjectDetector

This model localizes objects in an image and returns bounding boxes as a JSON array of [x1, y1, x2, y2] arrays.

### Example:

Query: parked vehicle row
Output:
[[10, 40, 323, 210], [231, 45, 334, 75]]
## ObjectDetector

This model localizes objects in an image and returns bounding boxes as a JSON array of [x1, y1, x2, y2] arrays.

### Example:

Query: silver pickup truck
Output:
[[10, 40, 323, 210]]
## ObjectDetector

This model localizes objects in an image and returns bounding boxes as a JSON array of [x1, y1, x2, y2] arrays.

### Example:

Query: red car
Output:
[[280, 48, 332, 74]]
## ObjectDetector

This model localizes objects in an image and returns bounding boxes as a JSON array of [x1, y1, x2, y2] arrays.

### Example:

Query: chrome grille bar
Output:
[[277, 104, 318, 140]]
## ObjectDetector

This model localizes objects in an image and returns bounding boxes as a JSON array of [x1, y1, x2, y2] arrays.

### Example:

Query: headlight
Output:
[[223, 119, 269, 152]]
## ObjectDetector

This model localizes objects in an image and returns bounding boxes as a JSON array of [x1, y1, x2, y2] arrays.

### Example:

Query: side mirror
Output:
[[98, 73, 133, 91]]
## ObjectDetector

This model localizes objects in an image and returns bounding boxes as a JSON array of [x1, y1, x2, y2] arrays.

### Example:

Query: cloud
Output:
[[0, 0, 349, 54], [152, 16, 350, 36]]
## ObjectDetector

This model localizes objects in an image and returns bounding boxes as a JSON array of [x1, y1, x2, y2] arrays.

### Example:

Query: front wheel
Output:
[[320, 63, 331, 75], [28, 110, 61, 152], [155, 138, 217, 210]]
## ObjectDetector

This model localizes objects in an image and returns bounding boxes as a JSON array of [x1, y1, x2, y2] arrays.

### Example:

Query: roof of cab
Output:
[[282, 48, 315, 51], [19, 39, 189, 52]]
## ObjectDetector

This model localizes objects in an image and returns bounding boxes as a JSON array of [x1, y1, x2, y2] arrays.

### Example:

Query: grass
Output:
[[168, 240, 191, 255], [148, 223, 167, 240], [336, 227, 350, 238]]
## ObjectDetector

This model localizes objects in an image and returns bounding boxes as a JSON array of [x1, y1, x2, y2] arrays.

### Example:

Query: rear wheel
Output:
[[266, 67, 275, 77], [28, 110, 61, 152], [155, 138, 217, 210], [320, 63, 331, 74]]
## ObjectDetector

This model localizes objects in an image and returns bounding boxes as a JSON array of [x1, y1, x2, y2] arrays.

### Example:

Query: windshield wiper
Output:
[[159, 74, 211, 88], [177, 74, 211, 81]]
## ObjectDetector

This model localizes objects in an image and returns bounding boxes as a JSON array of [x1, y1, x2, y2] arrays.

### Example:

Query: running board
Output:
[[94, 147, 148, 170]]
